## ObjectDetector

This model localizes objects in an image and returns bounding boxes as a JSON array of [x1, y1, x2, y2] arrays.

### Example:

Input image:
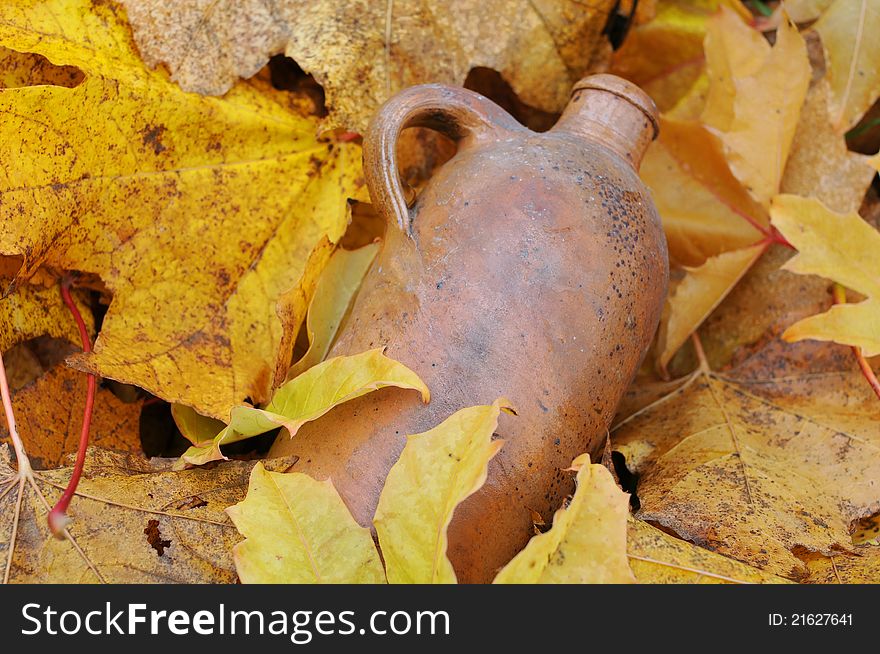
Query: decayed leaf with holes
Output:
[[0, 260, 93, 354], [121, 0, 615, 132], [178, 349, 429, 466], [658, 244, 766, 369], [287, 243, 380, 379], [814, 0, 880, 132], [610, 1, 751, 112], [0, 0, 362, 420], [627, 519, 792, 584], [780, 78, 876, 214], [494, 454, 635, 584], [0, 366, 142, 469], [227, 462, 385, 584], [374, 399, 511, 584], [701, 7, 810, 208], [0, 447, 283, 583], [771, 194, 880, 356], [613, 342, 880, 579]]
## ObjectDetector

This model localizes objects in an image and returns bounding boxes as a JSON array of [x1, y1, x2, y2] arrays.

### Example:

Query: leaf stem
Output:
[[832, 284, 880, 401], [0, 349, 32, 478], [48, 277, 97, 537]]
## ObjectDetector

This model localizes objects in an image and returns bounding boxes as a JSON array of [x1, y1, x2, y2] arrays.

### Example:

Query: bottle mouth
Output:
[[571, 74, 659, 141]]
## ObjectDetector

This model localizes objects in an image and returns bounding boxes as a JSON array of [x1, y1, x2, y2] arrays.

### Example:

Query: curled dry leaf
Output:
[[287, 243, 380, 379], [613, 342, 880, 580], [121, 0, 616, 131], [0, 0, 363, 419], [771, 194, 880, 356], [0, 447, 267, 583], [179, 349, 429, 466], [227, 462, 385, 584], [374, 399, 512, 584], [801, 546, 880, 583], [494, 455, 635, 584]]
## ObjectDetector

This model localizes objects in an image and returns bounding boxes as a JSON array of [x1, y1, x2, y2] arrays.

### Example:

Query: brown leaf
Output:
[[613, 340, 880, 580], [120, 0, 617, 131], [0, 447, 286, 583], [0, 366, 142, 469]]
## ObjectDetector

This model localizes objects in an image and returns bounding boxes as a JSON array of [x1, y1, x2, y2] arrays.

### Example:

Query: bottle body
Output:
[[269, 77, 668, 582]]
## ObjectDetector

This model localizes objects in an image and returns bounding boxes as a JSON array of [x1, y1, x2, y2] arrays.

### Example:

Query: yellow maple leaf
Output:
[[227, 462, 386, 584], [814, 0, 880, 132], [178, 348, 429, 466], [610, 0, 751, 112], [701, 7, 810, 207], [0, 0, 362, 418], [374, 399, 512, 584], [771, 194, 880, 356], [493, 455, 635, 584]]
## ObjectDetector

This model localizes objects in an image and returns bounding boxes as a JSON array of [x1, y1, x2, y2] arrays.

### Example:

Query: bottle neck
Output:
[[551, 77, 658, 171]]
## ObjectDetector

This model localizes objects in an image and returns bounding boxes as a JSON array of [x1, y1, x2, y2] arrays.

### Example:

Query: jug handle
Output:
[[364, 84, 522, 237]]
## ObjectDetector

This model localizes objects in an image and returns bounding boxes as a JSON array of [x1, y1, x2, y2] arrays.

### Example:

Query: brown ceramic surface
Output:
[[270, 74, 667, 583]]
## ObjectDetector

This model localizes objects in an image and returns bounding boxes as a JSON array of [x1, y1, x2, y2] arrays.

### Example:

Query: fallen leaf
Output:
[[287, 243, 380, 379], [701, 8, 810, 207], [0, 46, 84, 89], [227, 462, 385, 584], [493, 455, 635, 584], [771, 194, 880, 355], [801, 547, 880, 583], [610, 0, 751, 112], [171, 403, 226, 447], [628, 519, 791, 583], [121, 0, 616, 131], [179, 349, 429, 466], [613, 343, 880, 580], [0, 365, 142, 469], [640, 118, 767, 268], [1, 447, 266, 583], [814, 0, 880, 132], [780, 78, 876, 213], [374, 399, 511, 584], [0, 0, 363, 419], [786, 0, 835, 23], [658, 243, 767, 369], [0, 260, 93, 353]]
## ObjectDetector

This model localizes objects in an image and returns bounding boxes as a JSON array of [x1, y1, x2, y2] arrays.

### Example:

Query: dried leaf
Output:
[[374, 399, 511, 584], [611, 1, 750, 112], [227, 462, 385, 584], [287, 243, 380, 379], [780, 78, 875, 213], [0, 0, 363, 419], [627, 519, 792, 583], [493, 455, 635, 584], [0, 260, 93, 353], [771, 194, 880, 355], [180, 349, 429, 466], [701, 8, 810, 207], [0, 366, 142, 469], [640, 118, 766, 268], [613, 346, 880, 579], [814, 0, 880, 132], [121, 0, 616, 131], [658, 244, 767, 369], [801, 547, 880, 583], [1, 447, 260, 583]]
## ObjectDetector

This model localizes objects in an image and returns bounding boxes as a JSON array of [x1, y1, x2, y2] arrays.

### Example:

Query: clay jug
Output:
[[270, 74, 668, 583]]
